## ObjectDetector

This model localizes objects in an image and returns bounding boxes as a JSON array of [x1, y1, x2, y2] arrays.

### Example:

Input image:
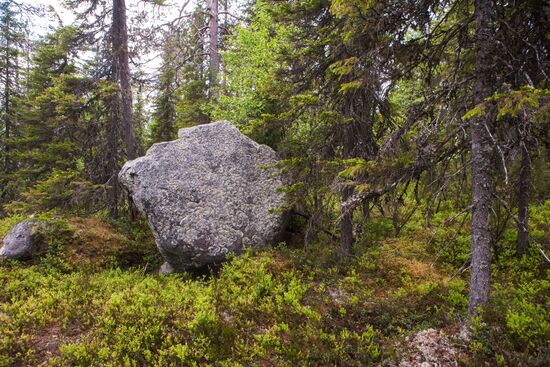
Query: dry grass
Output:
[[65, 217, 128, 268]]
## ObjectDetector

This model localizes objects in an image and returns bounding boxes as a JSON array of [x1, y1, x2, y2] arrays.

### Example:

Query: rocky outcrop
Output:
[[119, 121, 287, 271], [0, 221, 45, 260]]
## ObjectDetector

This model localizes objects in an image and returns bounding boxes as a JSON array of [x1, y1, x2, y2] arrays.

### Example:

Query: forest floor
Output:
[[0, 204, 548, 366]]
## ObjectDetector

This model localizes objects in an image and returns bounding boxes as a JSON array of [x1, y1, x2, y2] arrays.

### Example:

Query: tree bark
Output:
[[208, 0, 220, 98], [341, 185, 354, 256], [2, 11, 14, 176], [516, 143, 530, 256], [107, 141, 119, 218], [112, 0, 140, 160], [341, 116, 355, 256], [3, 32, 10, 173], [107, 0, 141, 217], [469, 0, 494, 315]]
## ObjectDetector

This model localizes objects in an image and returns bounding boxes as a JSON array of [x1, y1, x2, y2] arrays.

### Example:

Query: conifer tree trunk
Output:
[[3, 33, 10, 173], [340, 100, 355, 256], [516, 143, 530, 256], [469, 0, 494, 315], [107, 116, 120, 217], [221, 0, 228, 90], [107, 0, 141, 217], [341, 184, 354, 256], [208, 0, 220, 98], [112, 0, 140, 160]]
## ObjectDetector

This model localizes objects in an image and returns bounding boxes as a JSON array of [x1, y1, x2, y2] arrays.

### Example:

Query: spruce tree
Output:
[[0, 0, 25, 205], [148, 41, 177, 145]]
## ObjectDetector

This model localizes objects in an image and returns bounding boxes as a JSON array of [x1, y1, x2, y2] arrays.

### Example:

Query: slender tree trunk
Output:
[[392, 193, 400, 236], [516, 143, 530, 256], [221, 0, 228, 90], [208, 0, 220, 98], [341, 115, 354, 256], [112, 0, 140, 160], [341, 185, 354, 256], [107, 0, 141, 217], [4, 33, 10, 173], [305, 194, 320, 245], [339, 90, 376, 255], [469, 0, 494, 315], [107, 123, 119, 218], [25, 29, 31, 93]]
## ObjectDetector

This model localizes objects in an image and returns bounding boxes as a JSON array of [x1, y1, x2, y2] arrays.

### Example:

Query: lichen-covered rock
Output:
[[0, 221, 45, 260], [119, 121, 287, 271], [399, 328, 461, 367]]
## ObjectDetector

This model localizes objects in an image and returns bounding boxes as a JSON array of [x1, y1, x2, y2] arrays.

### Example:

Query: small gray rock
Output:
[[159, 262, 174, 275], [0, 221, 45, 260], [119, 121, 288, 271]]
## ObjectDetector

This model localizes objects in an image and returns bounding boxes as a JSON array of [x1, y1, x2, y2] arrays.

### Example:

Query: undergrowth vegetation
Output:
[[0, 201, 548, 366]]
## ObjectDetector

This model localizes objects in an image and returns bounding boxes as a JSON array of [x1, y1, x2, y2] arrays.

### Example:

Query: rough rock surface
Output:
[[119, 121, 287, 271], [0, 221, 45, 260]]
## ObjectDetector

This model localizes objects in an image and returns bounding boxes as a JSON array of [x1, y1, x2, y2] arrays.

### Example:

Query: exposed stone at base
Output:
[[159, 262, 174, 275]]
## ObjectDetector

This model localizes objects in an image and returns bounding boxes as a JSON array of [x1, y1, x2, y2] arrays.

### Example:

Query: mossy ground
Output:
[[0, 203, 548, 366]]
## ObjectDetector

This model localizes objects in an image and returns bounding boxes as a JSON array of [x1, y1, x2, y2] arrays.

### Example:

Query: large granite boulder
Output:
[[0, 221, 45, 260], [119, 121, 287, 271]]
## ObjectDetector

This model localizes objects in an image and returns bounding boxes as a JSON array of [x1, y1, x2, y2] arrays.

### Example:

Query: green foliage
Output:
[[0, 216, 469, 366], [0, 0, 31, 207], [210, 1, 291, 146], [3, 26, 116, 215], [171, 6, 210, 130], [0, 249, 382, 366], [147, 43, 178, 146], [468, 266, 550, 366], [445, 278, 468, 311], [1, 201, 549, 366], [174, 76, 210, 130], [5, 168, 102, 215], [462, 86, 550, 122], [133, 89, 149, 149]]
